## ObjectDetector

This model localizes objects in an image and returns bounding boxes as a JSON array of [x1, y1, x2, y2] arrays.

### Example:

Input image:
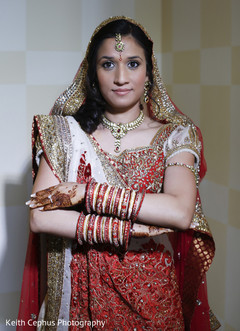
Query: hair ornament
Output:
[[115, 33, 125, 60]]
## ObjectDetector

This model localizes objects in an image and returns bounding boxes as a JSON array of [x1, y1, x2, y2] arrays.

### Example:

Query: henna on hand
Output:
[[26, 183, 86, 210], [131, 223, 173, 238]]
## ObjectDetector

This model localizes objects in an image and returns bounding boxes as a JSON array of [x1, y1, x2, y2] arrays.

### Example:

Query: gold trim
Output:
[[33, 115, 72, 182], [209, 309, 221, 330], [32, 115, 73, 328]]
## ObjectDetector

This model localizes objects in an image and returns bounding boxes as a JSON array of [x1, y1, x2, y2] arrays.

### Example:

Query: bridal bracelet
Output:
[[85, 178, 145, 221], [76, 179, 145, 250], [76, 212, 132, 250]]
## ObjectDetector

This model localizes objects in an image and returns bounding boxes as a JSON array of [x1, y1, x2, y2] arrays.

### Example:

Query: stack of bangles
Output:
[[85, 178, 145, 221], [76, 212, 132, 250]]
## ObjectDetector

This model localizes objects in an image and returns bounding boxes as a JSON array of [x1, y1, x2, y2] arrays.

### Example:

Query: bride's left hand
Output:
[[132, 223, 174, 237], [26, 182, 86, 211]]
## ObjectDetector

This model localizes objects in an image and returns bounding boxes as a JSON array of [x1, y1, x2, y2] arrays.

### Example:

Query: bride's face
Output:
[[96, 35, 148, 112]]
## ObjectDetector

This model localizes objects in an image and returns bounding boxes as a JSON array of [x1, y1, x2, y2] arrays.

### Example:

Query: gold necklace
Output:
[[102, 110, 144, 153]]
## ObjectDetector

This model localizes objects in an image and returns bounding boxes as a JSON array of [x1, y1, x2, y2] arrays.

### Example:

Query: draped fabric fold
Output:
[[17, 232, 39, 330]]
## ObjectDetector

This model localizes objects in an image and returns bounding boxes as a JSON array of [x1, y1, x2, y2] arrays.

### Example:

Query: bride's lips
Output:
[[112, 88, 132, 96]]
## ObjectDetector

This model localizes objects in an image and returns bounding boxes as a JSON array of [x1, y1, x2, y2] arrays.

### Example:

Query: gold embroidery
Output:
[[164, 125, 201, 163], [88, 123, 211, 239], [45, 236, 66, 329], [209, 309, 221, 330], [32, 115, 73, 328], [192, 196, 211, 234], [88, 124, 174, 192], [34, 115, 72, 182]]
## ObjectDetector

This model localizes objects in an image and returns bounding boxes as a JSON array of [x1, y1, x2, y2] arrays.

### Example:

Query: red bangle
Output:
[[118, 220, 124, 246], [131, 192, 139, 221], [85, 178, 95, 213], [104, 217, 110, 243], [97, 215, 102, 243], [76, 212, 85, 245], [93, 215, 99, 244], [100, 217, 106, 243], [112, 218, 119, 247], [105, 186, 115, 215], [79, 213, 86, 245], [120, 188, 131, 220], [108, 217, 113, 244], [113, 188, 121, 216], [83, 215, 91, 242], [87, 214, 95, 245], [127, 190, 136, 219], [117, 188, 125, 218], [91, 182, 100, 211], [124, 220, 132, 250], [96, 183, 108, 214], [77, 211, 131, 250], [134, 190, 146, 221]]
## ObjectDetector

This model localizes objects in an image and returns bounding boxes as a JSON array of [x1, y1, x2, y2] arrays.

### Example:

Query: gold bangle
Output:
[[117, 188, 125, 217], [119, 220, 124, 246], [101, 217, 106, 243], [102, 186, 111, 214], [108, 217, 113, 244], [83, 214, 90, 242], [93, 215, 99, 243], [92, 183, 101, 211], [109, 187, 118, 215], [127, 190, 136, 219]]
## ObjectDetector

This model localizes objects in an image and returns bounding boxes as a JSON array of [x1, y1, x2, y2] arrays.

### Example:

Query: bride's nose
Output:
[[114, 65, 129, 85]]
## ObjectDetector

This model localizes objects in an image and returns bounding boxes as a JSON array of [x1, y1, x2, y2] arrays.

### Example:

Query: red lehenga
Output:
[[70, 124, 185, 330], [18, 16, 220, 331]]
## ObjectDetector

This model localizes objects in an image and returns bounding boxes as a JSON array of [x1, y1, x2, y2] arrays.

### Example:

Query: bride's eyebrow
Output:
[[128, 56, 142, 59], [98, 55, 143, 61], [127, 56, 144, 61], [98, 56, 114, 61]]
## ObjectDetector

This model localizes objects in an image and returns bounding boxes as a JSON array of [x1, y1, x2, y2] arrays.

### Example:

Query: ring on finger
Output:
[[48, 195, 53, 204]]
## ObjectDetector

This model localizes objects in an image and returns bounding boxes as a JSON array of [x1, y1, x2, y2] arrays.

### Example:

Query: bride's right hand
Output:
[[26, 182, 86, 211]]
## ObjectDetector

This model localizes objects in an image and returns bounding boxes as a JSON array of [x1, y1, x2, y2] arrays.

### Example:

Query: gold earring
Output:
[[144, 81, 150, 103]]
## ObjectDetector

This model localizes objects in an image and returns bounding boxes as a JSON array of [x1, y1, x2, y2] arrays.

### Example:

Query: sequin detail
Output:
[[88, 124, 174, 191], [32, 115, 72, 182], [70, 242, 184, 330]]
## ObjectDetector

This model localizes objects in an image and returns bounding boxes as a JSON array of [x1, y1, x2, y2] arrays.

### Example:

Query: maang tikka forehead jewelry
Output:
[[115, 33, 125, 61]]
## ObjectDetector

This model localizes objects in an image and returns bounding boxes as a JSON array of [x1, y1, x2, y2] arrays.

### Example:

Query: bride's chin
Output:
[[105, 101, 142, 115]]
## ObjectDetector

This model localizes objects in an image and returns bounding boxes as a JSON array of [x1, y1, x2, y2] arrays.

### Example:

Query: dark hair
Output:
[[73, 19, 153, 133]]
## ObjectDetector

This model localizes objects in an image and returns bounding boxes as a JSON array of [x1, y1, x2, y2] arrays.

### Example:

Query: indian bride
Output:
[[18, 16, 220, 331]]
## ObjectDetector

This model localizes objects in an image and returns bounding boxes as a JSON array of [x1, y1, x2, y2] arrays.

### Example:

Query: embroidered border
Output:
[[32, 115, 73, 329]]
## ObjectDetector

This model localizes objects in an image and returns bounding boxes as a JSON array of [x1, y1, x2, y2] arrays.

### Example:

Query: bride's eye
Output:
[[102, 61, 115, 69], [128, 61, 140, 69]]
